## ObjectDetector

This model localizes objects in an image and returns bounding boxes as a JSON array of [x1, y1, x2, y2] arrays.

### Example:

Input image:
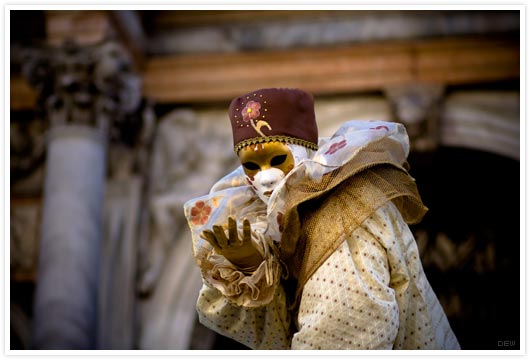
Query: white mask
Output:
[[252, 167, 285, 204]]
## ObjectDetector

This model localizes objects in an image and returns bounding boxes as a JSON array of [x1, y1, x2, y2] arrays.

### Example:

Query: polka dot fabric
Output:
[[197, 284, 292, 349], [292, 240, 399, 349], [292, 202, 459, 349], [195, 202, 460, 349]]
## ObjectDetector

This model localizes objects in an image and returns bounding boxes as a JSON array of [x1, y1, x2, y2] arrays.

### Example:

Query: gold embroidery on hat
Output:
[[234, 135, 318, 154], [241, 99, 272, 137]]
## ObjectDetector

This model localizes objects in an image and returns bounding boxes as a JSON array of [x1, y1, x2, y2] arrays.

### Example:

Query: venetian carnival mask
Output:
[[230, 88, 319, 204], [238, 141, 295, 204]]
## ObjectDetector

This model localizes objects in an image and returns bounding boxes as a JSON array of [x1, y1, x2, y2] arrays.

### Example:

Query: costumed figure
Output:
[[184, 88, 460, 350]]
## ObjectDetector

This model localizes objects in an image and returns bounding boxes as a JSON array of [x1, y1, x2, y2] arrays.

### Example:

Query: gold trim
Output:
[[234, 135, 318, 154]]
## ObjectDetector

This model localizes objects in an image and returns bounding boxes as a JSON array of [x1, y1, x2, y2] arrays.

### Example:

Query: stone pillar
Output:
[[32, 125, 106, 349], [21, 37, 147, 349]]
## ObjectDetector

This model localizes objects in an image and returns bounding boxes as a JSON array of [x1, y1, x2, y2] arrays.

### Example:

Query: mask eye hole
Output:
[[243, 162, 260, 171], [270, 154, 287, 167]]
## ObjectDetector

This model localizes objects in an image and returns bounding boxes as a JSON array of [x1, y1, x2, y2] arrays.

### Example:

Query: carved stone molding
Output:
[[17, 40, 143, 139], [385, 84, 445, 152], [11, 199, 42, 281], [13, 39, 156, 183]]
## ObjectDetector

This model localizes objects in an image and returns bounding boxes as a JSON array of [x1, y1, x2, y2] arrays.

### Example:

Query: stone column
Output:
[[32, 125, 106, 349], [21, 39, 147, 349]]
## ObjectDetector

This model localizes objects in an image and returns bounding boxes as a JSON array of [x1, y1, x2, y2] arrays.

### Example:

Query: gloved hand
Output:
[[200, 217, 264, 273]]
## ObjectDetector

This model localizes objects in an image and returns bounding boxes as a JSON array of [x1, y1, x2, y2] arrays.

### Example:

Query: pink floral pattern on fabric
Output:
[[191, 200, 212, 225], [242, 101, 261, 122], [276, 212, 284, 232], [370, 125, 390, 132], [246, 176, 257, 191], [324, 139, 347, 155]]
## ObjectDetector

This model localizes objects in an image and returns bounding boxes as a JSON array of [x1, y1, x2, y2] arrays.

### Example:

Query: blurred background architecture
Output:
[[9, 9, 520, 350]]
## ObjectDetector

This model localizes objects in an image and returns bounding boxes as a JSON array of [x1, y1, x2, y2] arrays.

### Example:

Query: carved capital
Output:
[[19, 40, 142, 135], [385, 84, 445, 152], [14, 39, 156, 182]]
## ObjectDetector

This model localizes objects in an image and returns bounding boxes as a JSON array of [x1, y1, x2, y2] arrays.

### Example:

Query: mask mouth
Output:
[[263, 190, 273, 197]]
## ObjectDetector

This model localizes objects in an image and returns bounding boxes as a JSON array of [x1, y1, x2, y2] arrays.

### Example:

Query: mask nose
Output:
[[254, 168, 285, 203], [258, 169, 280, 188]]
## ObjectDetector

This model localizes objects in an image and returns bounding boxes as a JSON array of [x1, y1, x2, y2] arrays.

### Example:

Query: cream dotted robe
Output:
[[187, 120, 460, 350], [195, 201, 460, 350]]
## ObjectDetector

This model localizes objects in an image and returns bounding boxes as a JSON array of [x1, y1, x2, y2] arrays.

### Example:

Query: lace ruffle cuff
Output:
[[202, 251, 281, 308]]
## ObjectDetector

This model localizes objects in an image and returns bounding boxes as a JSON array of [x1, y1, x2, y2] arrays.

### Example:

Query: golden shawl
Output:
[[276, 136, 428, 307]]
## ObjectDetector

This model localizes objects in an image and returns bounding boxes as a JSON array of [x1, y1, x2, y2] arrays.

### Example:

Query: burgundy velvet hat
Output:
[[229, 88, 319, 153]]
